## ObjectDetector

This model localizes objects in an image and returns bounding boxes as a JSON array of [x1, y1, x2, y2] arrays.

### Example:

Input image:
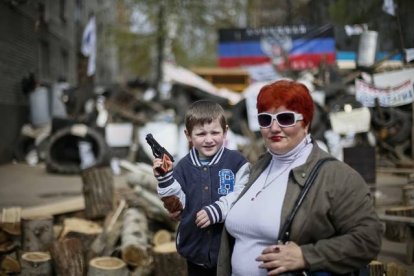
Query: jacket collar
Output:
[[189, 146, 225, 167]]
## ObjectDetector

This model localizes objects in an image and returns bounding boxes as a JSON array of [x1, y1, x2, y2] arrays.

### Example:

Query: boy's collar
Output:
[[189, 147, 225, 167]]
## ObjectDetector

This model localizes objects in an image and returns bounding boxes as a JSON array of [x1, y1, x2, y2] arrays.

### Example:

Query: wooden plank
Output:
[[378, 213, 414, 224], [21, 196, 85, 218]]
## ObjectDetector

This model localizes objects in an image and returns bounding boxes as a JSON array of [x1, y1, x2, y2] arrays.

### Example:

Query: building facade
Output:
[[0, 0, 118, 163]]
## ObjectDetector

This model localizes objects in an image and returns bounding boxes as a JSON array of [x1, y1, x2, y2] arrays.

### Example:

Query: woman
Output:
[[217, 80, 382, 275]]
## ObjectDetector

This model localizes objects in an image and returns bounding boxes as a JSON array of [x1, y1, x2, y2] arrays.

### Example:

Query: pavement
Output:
[[0, 161, 413, 274]]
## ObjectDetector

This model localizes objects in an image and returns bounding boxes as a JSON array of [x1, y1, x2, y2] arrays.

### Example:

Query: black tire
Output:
[[45, 125, 109, 174], [384, 108, 411, 144]]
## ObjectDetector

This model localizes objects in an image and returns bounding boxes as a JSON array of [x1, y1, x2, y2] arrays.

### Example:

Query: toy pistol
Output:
[[145, 133, 174, 175]]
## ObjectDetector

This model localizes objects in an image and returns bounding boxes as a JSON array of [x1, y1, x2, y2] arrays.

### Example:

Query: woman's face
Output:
[[259, 106, 309, 155]]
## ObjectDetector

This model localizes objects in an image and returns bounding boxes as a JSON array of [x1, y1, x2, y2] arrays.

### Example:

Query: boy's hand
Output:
[[152, 157, 173, 176], [168, 210, 182, 221], [161, 195, 183, 213], [195, 209, 211, 229]]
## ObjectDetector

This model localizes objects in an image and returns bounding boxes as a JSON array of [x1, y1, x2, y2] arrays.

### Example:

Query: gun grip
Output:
[[156, 154, 173, 175]]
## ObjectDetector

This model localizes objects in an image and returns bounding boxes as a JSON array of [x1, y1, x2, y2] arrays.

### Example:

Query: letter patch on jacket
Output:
[[218, 169, 235, 195]]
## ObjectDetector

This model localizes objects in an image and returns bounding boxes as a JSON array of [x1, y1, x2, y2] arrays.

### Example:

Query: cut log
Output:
[[384, 206, 414, 242], [91, 199, 126, 256], [50, 237, 85, 275], [133, 186, 168, 216], [21, 196, 85, 218], [59, 217, 103, 263], [152, 229, 172, 246], [21, 215, 54, 252], [21, 251, 52, 275], [88, 256, 129, 276], [0, 255, 21, 274], [0, 230, 8, 244], [81, 166, 114, 219], [402, 184, 414, 206], [368, 260, 384, 276], [152, 241, 187, 276], [120, 207, 150, 268], [59, 217, 103, 240], [117, 186, 177, 231], [386, 262, 407, 276], [0, 207, 21, 235], [121, 160, 158, 193]]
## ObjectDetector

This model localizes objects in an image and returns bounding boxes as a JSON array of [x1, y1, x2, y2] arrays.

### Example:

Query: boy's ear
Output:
[[184, 129, 191, 141]]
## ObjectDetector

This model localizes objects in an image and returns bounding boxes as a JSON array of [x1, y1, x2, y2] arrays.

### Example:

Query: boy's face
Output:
[[185, 118, 227, 159]]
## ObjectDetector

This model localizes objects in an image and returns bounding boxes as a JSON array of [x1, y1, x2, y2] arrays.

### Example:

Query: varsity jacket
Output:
[[156, 146, 249, 268]]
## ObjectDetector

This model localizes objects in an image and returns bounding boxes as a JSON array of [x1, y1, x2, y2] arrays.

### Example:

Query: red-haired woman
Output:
[[217, 80, 382, 275]]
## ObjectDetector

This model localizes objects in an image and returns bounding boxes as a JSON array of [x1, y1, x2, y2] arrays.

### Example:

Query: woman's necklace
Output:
[[250, 159, 295, 201]]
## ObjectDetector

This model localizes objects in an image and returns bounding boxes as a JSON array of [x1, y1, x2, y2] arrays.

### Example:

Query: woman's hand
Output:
[[195, 209, 211, 228], [256, 242, 307, 275]]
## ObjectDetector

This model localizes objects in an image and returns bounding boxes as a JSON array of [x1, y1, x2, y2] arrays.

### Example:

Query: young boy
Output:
[[152, 100, 249, 276]]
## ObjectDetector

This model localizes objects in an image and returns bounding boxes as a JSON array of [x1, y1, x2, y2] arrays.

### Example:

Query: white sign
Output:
[[329, 107, 371, 134], [355, 79, 413, 107]]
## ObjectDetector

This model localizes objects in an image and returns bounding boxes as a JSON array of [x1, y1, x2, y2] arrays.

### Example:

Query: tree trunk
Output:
[[120, 207, 150, 268], [368, 260, 384, 276], [0, 207, 22, 235], [91, 199, 126, 256], [21, 251, 52, 276], [50, 237, 85, 276], [88, 256, 129, 276], [384, 206, 414, 242], [152, 241, 187, 276], [386, 262, 407, 276], [0, 255, 21, 275], [21, 215, 54, 252], [152, 229, 172, 246], [81, 166, 114, 219], [59, 217, 103, 263]]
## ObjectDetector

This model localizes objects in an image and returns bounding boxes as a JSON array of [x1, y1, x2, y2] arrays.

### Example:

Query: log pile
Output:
[[0, 162, 185, 275]]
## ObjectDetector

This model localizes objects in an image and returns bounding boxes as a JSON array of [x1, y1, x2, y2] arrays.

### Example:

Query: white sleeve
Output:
[[156, 172, 186, 209]]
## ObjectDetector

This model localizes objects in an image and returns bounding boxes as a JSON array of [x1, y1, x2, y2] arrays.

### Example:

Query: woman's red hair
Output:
[[256, 79, 314, 127]]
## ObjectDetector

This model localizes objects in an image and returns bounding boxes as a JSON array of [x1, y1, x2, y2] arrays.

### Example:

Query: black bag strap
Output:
[[278, 157, 336, 243]]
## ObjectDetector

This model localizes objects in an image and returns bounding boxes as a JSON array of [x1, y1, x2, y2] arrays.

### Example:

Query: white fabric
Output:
[[81, 17, 96, 76], [225, 135, 312, 276]]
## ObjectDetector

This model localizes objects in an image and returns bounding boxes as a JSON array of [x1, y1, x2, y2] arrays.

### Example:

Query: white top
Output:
[[225, 135, 313, 276]]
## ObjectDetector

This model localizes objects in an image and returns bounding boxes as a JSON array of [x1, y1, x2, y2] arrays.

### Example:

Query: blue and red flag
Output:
[[218, 24, 335, 71]]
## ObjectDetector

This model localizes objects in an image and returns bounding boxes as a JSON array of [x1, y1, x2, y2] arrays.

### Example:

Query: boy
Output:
[[152, 100, 249, 276]]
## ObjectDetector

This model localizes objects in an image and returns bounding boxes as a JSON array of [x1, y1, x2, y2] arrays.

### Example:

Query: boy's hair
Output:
[[185, 100, 227, 134]]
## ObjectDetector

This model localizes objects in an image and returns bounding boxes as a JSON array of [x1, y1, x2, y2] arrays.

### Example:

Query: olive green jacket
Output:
[[217, 143, 382, 275]]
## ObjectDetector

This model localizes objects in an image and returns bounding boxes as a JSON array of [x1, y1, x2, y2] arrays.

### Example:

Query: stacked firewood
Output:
[[0, 162, 186, 275]]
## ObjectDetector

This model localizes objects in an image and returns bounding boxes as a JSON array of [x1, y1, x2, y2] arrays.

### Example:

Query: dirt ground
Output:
[[0, 162, 413, 274]]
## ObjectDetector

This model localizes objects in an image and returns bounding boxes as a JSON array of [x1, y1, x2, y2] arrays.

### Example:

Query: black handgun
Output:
[[145, 133, 174, 175]]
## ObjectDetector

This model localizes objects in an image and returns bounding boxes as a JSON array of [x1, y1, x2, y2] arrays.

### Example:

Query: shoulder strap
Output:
[[278, 157, 336, 243]]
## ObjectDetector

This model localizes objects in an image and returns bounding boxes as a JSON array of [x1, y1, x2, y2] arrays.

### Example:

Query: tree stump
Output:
[[81, 166, 114, 219], [152, 241, 187, 276], [402, 184, 414, 206], [50, 238, 85, 276], [21, 215, 54, 252], [121, 208, 150, 268], [0, 255, 21, 275], [386, 262, 407, 276], [368, 260, 384, 276], [21, 251, 52, 275], [384, 206, 414, 242], [152, 229, 172, 246], [0, 207, 22, 235], [88, 256, 128, 276], [59, 217, 103, 263]]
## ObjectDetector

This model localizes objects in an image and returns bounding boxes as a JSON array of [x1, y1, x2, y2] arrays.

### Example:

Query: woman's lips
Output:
[[270, 136, 283, 142]]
